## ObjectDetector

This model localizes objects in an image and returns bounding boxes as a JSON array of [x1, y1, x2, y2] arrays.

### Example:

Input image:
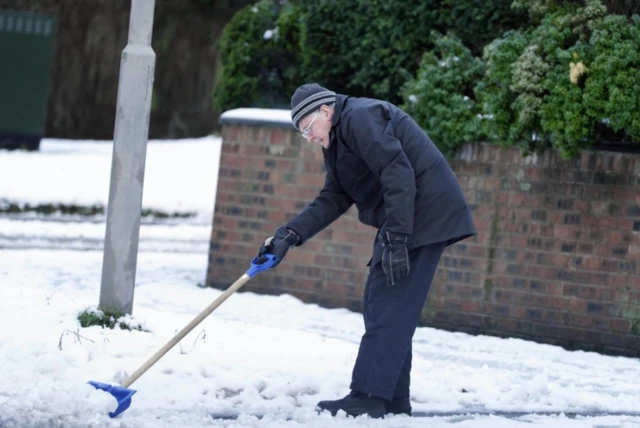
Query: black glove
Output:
[[381, 231, 410, 286], [257, 226, 300, 267]]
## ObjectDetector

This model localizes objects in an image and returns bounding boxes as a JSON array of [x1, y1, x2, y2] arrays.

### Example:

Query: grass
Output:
[[0, 200, 196, 219], [78, 307, 150, 332]]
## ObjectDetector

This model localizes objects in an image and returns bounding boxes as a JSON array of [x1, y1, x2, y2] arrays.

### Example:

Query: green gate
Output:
[[0, 10, 56, 150]]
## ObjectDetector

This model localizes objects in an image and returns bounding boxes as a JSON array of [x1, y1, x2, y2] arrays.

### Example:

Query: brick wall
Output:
[[206, 111, 640, 357]]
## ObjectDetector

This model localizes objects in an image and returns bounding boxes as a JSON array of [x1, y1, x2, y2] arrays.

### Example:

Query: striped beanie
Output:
[[290, 83, 337, 130]]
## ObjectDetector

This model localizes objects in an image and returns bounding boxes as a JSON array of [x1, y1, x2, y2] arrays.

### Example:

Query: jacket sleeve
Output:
[[347, 104, 416, 237], [285, 173, 353, 245]]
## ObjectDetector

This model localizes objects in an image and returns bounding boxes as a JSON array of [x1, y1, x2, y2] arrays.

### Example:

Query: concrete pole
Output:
[[99, 0, 156, 315]]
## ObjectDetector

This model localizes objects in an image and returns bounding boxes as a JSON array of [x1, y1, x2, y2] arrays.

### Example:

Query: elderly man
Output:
[[257, 83, 476, 418]]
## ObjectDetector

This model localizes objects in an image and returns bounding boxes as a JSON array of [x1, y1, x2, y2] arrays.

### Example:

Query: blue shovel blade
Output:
[[89, 380, 137, 418]]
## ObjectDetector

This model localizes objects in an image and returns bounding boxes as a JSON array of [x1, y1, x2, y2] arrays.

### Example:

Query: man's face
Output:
[[298, 105, 333, 149]]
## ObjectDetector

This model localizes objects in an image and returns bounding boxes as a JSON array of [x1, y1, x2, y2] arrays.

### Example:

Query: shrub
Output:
[[513, 0, 640, 20], [476, 0, 639, 158], [400, 33, 486, 157], [78, 307, 149, 332], [580, 14, 640, 143], [298, 0, 527, 106], [441, 0, 530, 56], [296, 0, 373, 98], [272, 1, 305, 95], [213, 0, 299, 112], [213, 0, 528, 112], [475, 30, 533, 150], [603, 0, 640, 16]]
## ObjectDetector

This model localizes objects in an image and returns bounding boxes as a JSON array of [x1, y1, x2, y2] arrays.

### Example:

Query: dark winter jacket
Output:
[[286, 94, 476, 264]]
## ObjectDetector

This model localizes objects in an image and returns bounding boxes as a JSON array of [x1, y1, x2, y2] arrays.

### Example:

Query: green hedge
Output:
[[400, 33, 487, 158], [215, 0, 639, 158], [297, 0, 526, 106], [512, 0, 640, 21], [476, 0, 640, 158], [214, 0, 527, 111], [298, 0, 439, 104], [212, 0, 301, 112]]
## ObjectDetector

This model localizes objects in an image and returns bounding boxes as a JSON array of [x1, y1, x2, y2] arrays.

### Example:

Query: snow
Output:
[[0, 136, 639, 428], [220, 109, 292, 126], [0, 137, 221, 222], [263, 29, 277, 40]]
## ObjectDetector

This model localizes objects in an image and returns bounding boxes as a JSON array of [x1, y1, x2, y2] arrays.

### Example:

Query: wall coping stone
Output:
[[220, 108, 295, 129]]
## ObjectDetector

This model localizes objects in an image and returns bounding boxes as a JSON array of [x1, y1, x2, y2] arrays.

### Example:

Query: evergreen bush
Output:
[[298, 0, 526, 106], [575, 14, 640, 144], [477, 0, 640, 158], [214, 0, 639, 159], [512, 0, 640, 20], [213, 0, 299, 112], [213, 0, 527, 112], [475, 30, 532, 151], [400, 33, 487, 157]]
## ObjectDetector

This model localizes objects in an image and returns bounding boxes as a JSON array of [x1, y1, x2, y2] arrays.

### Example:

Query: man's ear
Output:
[[321, 104, 333, 120]]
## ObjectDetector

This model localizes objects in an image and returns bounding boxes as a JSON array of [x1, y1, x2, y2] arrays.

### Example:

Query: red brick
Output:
[[609, 275, 627, 288], [554, 225, 582, 240], [221, 142, 240, 154], [508, 193, 526, 205], [269, 128, 292, 145], [493, 192, 510, 204]]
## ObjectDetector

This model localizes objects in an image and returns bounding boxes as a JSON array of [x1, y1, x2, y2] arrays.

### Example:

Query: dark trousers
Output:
[[349, 242, 445, 401]]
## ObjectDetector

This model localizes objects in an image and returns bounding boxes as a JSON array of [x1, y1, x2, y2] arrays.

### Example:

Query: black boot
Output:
[[385, 397, 412, 416], [316, 391, 386, 418]]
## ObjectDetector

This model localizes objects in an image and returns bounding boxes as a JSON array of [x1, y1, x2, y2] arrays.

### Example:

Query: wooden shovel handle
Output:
[[121, 273, 251, 388]]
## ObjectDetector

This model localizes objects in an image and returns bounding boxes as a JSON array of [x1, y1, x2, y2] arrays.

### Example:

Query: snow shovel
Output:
[[89, 254, 278, 418]]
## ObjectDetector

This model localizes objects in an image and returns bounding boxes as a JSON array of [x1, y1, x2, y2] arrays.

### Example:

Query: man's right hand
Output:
[[257, 226, 300, 267]]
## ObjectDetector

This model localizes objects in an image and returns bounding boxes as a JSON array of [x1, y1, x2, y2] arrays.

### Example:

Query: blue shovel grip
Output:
[[246, 254, 278, 278]]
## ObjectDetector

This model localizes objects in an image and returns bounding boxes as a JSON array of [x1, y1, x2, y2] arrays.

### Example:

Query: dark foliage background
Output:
[[0, 0, 253, 139]]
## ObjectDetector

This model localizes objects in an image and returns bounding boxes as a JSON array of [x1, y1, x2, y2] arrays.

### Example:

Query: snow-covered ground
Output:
[[0, 138, 639, 428], [0, 138, 220, 221]]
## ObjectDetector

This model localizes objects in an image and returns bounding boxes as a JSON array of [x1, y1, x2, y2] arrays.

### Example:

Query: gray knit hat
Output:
[[290, 83, 337, 130]]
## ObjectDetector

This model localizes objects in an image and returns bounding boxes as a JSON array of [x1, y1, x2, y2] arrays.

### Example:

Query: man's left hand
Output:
[[381, 231, 410, 286]]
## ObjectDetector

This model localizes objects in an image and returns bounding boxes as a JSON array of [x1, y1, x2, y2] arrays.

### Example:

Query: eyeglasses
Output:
[[301, 112, 319, 138]]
